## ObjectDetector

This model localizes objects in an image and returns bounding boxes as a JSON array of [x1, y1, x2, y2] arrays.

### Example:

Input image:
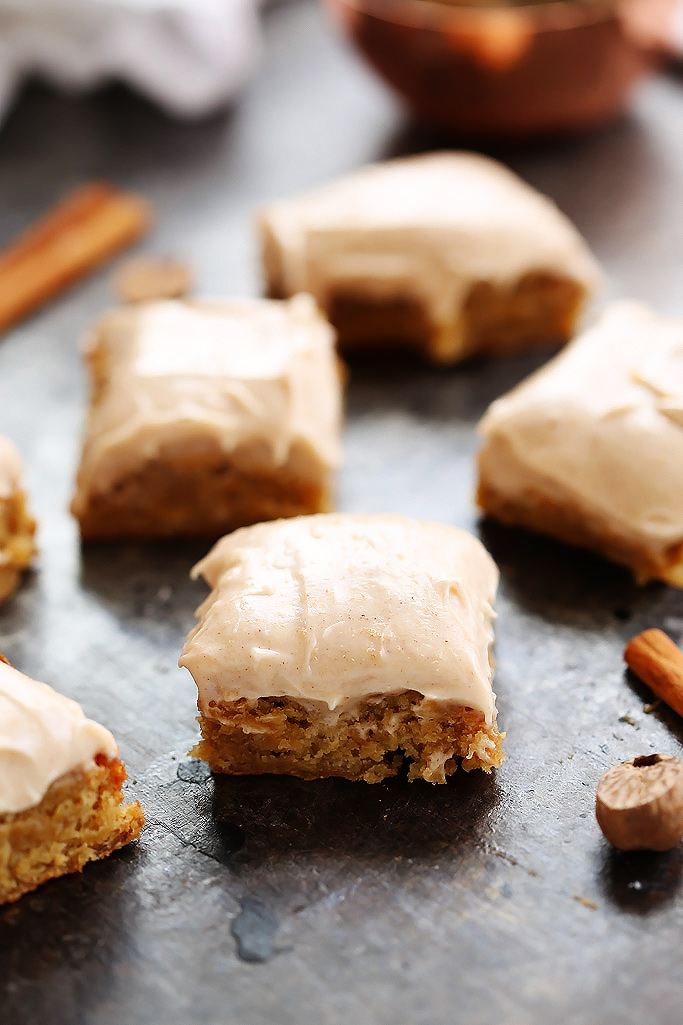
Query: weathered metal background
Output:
[[1, 3, 683, 1023]]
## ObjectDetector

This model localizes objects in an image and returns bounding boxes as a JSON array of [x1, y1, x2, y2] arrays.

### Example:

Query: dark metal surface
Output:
[[1, 3, 683, 1023]]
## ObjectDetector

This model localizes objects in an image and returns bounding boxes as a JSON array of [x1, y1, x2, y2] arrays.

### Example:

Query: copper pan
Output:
[[324, 0, 675, 136]]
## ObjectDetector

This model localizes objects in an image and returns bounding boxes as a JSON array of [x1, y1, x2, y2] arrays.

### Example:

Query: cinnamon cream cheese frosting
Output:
[[71, 294, 342, 506], [259, 152, 601, 361], [0, 660, 118, 815], [478, 301, 683, 580], [180, 513, 499, 721]]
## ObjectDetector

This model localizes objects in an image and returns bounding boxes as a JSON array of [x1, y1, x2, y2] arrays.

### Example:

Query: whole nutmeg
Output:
[[596, 754, 683, 852]]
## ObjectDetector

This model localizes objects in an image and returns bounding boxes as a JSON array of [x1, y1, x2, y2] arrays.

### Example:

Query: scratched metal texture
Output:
[[1, 2, 683, 1023]]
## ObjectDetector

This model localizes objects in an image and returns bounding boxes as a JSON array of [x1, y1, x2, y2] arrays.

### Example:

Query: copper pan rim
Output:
[[332, 0, 639, 35]]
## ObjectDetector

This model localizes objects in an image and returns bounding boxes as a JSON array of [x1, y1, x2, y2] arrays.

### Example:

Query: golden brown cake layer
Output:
[[0, 658, 143, 905], [0, 756, 144, 905], [462, 272, 586, 357], [193, 692, 505, 785], [0, 487, 36, 601], [477, 478, 683, 587], [319, 272, 586, 364], [76, 443, 332, 541]]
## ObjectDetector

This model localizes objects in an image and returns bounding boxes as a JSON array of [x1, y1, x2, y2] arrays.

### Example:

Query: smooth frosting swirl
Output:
[[180, 513, 499, 721]]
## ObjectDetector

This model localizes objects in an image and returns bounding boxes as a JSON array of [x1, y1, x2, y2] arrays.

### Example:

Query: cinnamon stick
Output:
[[0, 182, 152, 333], [624, 628, 683, 719]]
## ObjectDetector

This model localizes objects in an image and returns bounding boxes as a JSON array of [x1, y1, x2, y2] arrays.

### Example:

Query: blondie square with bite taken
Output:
[[259, 152, 601, 365]]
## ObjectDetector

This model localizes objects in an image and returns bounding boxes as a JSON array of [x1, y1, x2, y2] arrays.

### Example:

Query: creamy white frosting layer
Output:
[[72, 294, 343, 502], [478, 301, 683, 560], [0, 661, 118, 815], [180, 513, 499, 722], [260, 152, 602, 360], [0, 436, 24, 500]]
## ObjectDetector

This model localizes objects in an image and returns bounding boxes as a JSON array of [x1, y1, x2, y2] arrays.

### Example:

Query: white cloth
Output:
[[0, 0, 261, 122]]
